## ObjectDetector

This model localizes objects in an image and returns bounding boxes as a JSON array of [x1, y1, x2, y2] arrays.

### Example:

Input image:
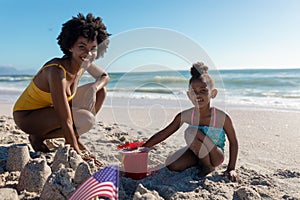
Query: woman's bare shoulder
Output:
[[38, 59, 66, 80], [43, 57, 64, 66]]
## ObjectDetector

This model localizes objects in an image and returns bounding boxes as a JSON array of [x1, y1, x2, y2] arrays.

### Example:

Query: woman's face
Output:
[[70, 36, 98, 66]]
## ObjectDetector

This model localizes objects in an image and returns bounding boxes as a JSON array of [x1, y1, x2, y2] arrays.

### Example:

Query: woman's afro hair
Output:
[[57, 13, 111, 58]]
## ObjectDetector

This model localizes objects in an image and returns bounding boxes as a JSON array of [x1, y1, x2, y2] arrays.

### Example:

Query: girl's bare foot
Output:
[[29, 135, 51, 153]]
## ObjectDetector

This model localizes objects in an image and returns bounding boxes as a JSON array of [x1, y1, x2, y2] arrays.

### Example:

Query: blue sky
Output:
[[1, 0, 300, 72]]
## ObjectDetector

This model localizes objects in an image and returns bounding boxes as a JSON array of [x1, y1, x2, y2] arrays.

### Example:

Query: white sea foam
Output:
[[1, 68, 300, 111]]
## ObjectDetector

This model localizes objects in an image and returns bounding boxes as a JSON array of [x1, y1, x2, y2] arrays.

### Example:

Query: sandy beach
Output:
[[0, 101, 300, 199]]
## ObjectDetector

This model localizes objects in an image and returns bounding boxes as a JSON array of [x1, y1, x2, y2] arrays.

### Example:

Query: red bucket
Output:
[[120, 150, 149, 180]]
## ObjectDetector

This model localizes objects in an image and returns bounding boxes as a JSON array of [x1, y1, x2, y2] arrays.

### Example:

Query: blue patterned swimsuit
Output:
[[189, 107, 226, 152]]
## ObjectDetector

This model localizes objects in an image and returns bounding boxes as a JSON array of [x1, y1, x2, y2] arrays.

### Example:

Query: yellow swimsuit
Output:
[[13, 64, 78, 112]]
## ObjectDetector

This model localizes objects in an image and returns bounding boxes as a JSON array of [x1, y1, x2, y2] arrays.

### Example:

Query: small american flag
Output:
[[68, 165, 119, 200]]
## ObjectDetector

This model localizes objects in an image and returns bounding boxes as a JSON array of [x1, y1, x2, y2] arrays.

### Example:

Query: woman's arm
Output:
[[48, 67, 81, 153], [76, 62, 110, 111], [143, 113, 183, 148], [86, 62, 110, 90]]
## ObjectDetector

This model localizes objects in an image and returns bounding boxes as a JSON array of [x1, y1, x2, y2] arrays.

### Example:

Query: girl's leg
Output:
[[185, 127, 224, 168], [166, 146, 199, 172], [190, 139, 218, 176]]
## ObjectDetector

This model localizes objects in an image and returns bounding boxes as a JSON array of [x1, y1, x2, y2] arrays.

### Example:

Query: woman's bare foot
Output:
[[29, 135, 51, 153], [44, 139, 64, 150]]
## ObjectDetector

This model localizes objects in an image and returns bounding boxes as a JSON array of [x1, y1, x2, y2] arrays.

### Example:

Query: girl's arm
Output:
[[143, 113, 183, 148], [224, 114, 239, 174], [48, 67, 81, 154]]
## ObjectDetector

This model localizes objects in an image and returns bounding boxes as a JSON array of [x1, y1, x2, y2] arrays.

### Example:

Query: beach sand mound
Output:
[[0, 115, 299, 200]]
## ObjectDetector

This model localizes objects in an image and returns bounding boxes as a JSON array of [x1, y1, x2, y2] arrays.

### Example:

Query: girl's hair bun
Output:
[[190, 62, 209, 78]]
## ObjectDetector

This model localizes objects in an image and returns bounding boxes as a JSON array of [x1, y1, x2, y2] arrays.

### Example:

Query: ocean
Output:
[[1, 68, 300, 111]]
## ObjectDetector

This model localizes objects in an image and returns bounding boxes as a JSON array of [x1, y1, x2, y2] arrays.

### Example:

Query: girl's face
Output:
[[69, 36, 98, 66], [187, 79, 217, 108]]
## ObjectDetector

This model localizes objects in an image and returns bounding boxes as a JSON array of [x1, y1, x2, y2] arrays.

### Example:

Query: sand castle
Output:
[[2, 140, 98, 200]]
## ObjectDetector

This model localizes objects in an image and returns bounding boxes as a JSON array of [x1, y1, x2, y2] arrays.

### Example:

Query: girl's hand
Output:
[[224, 169, 239, 182]]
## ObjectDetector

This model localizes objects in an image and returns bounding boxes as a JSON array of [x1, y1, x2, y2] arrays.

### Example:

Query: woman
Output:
[[13, 13, 110, 160]]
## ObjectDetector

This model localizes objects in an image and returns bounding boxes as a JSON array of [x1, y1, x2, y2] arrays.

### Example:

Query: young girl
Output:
[[143, 62, 238, 181]]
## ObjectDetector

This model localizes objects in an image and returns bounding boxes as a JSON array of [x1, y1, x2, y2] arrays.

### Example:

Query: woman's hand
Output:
[[81, 52, 96, 70], [64, 137, 82, 155]]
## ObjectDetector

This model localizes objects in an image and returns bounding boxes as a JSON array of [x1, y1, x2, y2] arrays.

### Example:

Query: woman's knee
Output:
[[72, 109, 95, 135]]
